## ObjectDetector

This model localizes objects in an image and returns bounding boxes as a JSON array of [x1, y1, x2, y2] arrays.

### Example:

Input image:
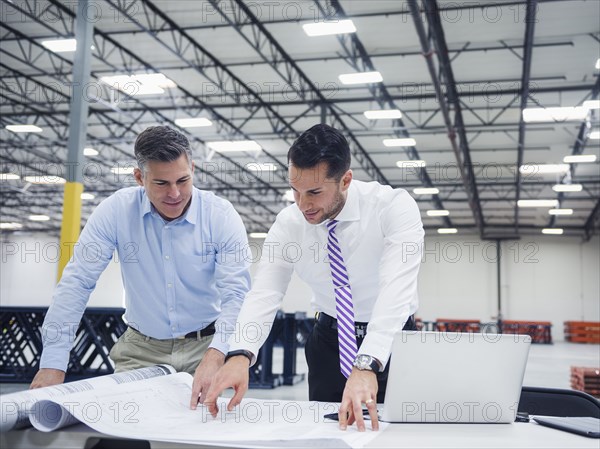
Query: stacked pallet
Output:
[[501, 320, 553, 344], [564, 321, 600, 343], [435, 319, 481, 333], [571, 366, 600, 398]]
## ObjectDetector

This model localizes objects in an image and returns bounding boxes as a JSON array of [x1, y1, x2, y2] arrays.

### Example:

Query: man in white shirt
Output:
[[205, 124, 424, 431]]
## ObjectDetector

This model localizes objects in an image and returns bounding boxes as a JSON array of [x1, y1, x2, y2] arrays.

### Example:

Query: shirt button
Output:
[[167, 283, 173, 288], [165, 255, 170, 260], [171, 326, 176, 331]]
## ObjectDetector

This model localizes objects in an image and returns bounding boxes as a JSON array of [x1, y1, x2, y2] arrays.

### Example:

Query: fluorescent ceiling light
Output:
[[427, 210, 450, 217], [0, 222, 23, 230], [364, 109, 402, 120], [437, 228, 457, 234], [100, 73, 176, 96], [23, 175, 66, 184], [542, 228, 563, 235], [81, 193, 95, 200], [41, 38, 77, 53], [517, 199, 559, 208], [519, 164, 569, 174], [589, 131, 600, 140], [383, 138, 416, 147], [522, 107, 588, 123], [246, 163, 277, 171], [564, 154, 597, 163], [583, 100, 600, 110], [83, 147, 98, 156], [552, 184, 582, 192], [283, 190, 295, 202], [207, 141, 261, 152], [413, 187, 439, 195], [29, 215, 50, 221], [249, 232, 268, 239], [596, 58, 600, 70], [174, 117, 212, 128], [548, 209, 573, 216], [396, 160, 426, 168], [5, 124, 43, 133], [0, 173, 20, 181], [111, 167, 135, 175], [338, 71, 382, 85], [303, 19, 356, 37]]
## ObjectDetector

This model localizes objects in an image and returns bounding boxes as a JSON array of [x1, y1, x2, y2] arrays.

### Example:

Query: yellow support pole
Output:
[[57, 182, 84, 282]]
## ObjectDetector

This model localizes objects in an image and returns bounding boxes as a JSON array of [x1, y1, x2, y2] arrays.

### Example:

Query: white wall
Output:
[[2, 233, 598, 341]]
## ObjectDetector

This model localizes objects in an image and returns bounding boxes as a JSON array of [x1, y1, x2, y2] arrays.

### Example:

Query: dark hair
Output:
[[287, 124, 351, 180], [134, 126, 192, 173]]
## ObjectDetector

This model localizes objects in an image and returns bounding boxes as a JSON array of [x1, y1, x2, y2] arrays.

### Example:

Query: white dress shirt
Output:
[[229, 180, 424, 366]]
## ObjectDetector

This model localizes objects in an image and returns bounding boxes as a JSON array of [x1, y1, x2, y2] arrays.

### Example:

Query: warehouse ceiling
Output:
[[1, 0, 599, 240]]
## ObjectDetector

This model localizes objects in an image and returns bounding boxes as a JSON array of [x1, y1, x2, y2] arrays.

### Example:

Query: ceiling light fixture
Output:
[[302, 20, 356, 36], [396, 160, 426, 168], [519, 164, 570, 175], [41, 38, 77, 53], [174, 117, 213, 128], [588, 131, 600, 140], [100, 73, 176, 96], [364, 109, 402, 120], [427, 210, 450, 217], [81, 193, 95, 200], [338, 71, 383, 85], [207, 141, 261, 152], [5, 124, 43, 133], [564, 154, 597, 163], [0, 173, 20, 181], [23, 175, 66, 184], [249, 232, 268, 239], [413, 187, 439, 195], [437, 228, 458, 234], [28, 215, 50, 221], [552, 184, 582, 192], [246, 163, 277, 171], [522, 107, 588, 123], [583, 100, 600, 110], [548, 209, 573, 216], [383, 138, 416, 147], [0, 222, 23, 230], [83, 147, 98, 156], [110, 167, 135, 175], [517, 199, 559, 208], [541, 228, 564, 235]]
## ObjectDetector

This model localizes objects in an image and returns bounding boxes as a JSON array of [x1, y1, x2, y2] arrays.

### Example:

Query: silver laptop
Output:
[[381, 331, 531, 423]]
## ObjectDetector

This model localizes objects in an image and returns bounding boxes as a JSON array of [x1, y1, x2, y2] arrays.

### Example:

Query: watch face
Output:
[[355, 355, 373, 370]]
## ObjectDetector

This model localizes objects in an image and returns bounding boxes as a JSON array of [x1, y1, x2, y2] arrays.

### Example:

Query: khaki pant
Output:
[[109, 327, 212, 374]]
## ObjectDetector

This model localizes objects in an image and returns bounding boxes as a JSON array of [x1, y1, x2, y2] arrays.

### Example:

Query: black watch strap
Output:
[[224, 349, 253, 364]]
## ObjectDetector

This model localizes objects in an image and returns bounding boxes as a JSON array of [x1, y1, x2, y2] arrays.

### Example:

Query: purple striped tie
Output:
[[327, 219, 358, 378]]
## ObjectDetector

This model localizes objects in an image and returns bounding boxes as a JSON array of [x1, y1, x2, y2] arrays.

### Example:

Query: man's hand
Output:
[[190, 348, 226, 409], [338, 368, 379, 432], [202, 355, 250, 417], [30, 368, 65, 389]]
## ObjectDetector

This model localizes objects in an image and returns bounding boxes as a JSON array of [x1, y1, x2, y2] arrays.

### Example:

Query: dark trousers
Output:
[[305, 314, 417, 403]]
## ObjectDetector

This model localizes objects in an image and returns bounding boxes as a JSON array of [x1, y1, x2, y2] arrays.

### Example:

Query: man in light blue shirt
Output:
[[30, 126, 251, 408]]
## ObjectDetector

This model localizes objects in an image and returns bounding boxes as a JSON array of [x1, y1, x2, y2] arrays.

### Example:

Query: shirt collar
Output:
[[141, 187, 198, 225], [326, 181, 360, 225]]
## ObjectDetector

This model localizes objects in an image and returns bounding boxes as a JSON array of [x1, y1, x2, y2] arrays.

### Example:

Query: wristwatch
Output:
[[353, 354, 382, 372], [224, 349, 253, 364]]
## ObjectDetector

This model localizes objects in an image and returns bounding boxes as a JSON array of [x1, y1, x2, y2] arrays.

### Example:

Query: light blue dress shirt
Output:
[[40, 186, 251, 371]]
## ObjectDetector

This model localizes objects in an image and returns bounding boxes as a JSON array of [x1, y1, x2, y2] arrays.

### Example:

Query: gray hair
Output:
[[134, 126, 192, 174]]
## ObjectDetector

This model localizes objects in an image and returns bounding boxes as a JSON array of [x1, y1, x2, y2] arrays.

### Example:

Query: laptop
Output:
[[380, 331, 531, 423]]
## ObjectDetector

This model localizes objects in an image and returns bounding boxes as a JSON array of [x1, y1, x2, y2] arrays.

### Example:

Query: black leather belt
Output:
[[129, 321, 216, 340], [315, 312, 416, 337], [315, 312, 369, 337]]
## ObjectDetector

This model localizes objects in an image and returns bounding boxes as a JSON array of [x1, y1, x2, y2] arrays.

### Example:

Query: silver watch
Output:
[[353, 354, 381, 372]]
